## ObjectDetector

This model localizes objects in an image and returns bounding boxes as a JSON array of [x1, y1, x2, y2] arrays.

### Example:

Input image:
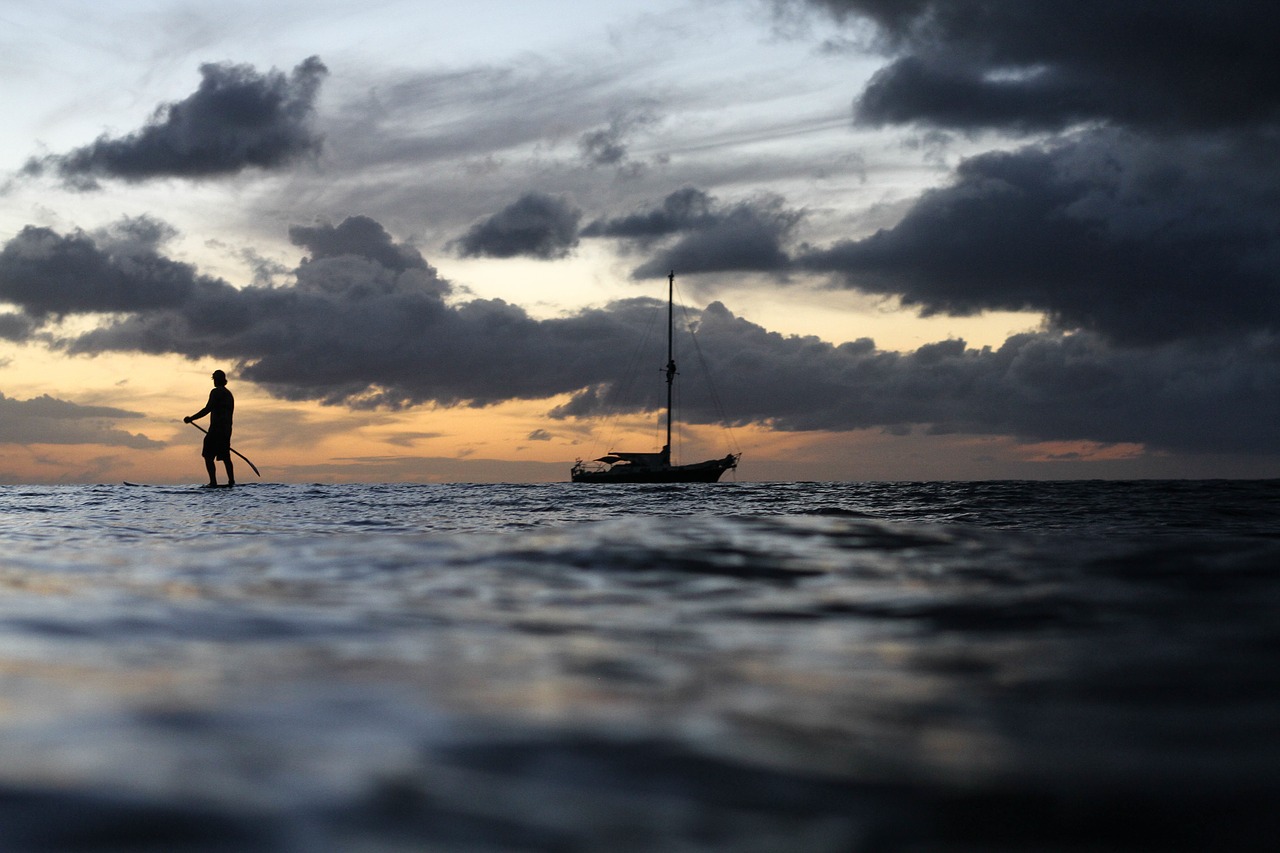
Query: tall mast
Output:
[[665, 270, 676, 461]]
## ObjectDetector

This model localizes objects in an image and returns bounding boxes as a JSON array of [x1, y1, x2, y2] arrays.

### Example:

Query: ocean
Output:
[[0, 479, 1277, 851]]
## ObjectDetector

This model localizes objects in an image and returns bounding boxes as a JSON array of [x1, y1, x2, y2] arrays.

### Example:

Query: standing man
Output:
[[185, 369, 235, 487]]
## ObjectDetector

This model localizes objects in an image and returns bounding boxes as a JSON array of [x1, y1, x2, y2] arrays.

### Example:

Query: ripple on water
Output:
[[0, 482, 1278, 849]]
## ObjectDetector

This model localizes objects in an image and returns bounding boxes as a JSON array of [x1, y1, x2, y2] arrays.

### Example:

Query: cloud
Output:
[[800, 1, 1280, 133], [0, 392, 162, 448], [582, 186, 714, 243], [383, 431, 445, 448], [579, 127, 629, 167], [0, 216, 643, 408], [0, 218, 214, 318], [584, 187, 804, 278], [798, 130, 1280, 343], [0, 312, 36, 341], [736, 0, 1280, 457], [7, 214, 1280, 454], [289, 215, 431, 274], [328, 63, 639, 172], [752, 1, 1280, 353], [452, 193, 582, 260], [273, 49, 868, 254], [555, 302, 1280, 454], [578, 103, 659, 169], [23, 57, 327, 187]]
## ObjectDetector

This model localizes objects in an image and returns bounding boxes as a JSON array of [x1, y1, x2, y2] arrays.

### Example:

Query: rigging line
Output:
[[673, 286, 743, 458], [594, 297, 663, 452], [674, 364, 687, 463], [654, 386, 667, 452]]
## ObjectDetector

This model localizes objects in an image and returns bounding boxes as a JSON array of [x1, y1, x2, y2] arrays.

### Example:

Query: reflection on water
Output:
[[0, 482, 1277, 850]]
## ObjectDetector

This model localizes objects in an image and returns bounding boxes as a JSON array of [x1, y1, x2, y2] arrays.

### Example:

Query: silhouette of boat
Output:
[[571, 272, 740, 484]]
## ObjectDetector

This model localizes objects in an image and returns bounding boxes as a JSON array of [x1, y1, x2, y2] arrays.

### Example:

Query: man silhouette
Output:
[[185, 369, 235, 487]]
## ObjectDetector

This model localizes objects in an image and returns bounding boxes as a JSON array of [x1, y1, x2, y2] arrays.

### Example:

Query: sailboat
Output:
[[570, 272, 740, 483]]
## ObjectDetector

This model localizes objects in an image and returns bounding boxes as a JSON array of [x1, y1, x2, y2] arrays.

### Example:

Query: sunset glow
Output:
[[4, 1, 1279, 483]]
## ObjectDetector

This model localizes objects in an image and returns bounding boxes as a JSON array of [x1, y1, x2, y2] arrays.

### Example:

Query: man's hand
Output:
[[183, 416, 192, 423]]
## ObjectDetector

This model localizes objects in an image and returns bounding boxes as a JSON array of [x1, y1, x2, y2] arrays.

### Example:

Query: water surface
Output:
[[1, 480, 1276, 850]]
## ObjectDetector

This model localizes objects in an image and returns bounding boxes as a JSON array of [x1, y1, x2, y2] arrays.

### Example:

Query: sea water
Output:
[[0, 480, 1277, 851]]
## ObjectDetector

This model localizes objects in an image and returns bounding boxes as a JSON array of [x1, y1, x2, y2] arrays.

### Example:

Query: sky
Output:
[[2, 0, 1280, 484]]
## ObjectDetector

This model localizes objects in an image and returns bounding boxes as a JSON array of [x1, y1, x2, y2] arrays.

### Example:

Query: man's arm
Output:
[[184, 391, 216, 423]]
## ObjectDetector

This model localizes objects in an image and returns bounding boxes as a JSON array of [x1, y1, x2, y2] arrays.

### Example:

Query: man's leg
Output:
[[204, 455, 218, 486], [224, 456, 235, 487]]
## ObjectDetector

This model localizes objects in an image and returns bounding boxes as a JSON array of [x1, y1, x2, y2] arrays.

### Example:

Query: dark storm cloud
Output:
[[23, 57, 327, 187], [583, 187, 714, 243], [0, 392, 162, 448], [554, 303, 1280, 454], [798, 130, 1280, 343], [0, 215, 636, 408], [584, 187, 804, 278], [0, 313, 35, 341], [0, 218, 214, 318], [9, 214, 1280, 453], [768, 1, 1280, 349], [453, 193, 582, 260], [799, 0, 1280, 133], [289, 215, 429, 274]]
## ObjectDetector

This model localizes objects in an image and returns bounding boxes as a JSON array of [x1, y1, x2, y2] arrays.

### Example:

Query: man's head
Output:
[[212, 369, 227, 386]]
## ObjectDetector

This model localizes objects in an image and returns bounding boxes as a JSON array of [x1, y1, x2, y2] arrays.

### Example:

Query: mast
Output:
[[664, 270, 676, 463]]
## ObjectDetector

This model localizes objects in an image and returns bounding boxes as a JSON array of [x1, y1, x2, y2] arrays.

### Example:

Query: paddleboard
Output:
[[122, 482, 242, 489]]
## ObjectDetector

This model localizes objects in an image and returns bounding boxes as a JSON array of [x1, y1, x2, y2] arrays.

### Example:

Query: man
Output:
[[184, 369, 235, 487]]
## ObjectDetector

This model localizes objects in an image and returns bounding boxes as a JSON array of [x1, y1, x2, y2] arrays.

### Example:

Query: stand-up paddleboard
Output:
[[123, 482, 245, 489]]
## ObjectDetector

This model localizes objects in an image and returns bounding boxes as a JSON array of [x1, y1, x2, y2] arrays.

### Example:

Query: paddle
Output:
[[186, 421, 261, 478]]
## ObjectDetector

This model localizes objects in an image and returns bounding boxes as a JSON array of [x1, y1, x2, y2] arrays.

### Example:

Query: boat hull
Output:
[[570, 456, 737, 484]]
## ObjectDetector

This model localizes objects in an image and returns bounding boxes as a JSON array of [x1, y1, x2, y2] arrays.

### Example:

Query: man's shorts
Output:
[[202, 428, 232, 461]]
